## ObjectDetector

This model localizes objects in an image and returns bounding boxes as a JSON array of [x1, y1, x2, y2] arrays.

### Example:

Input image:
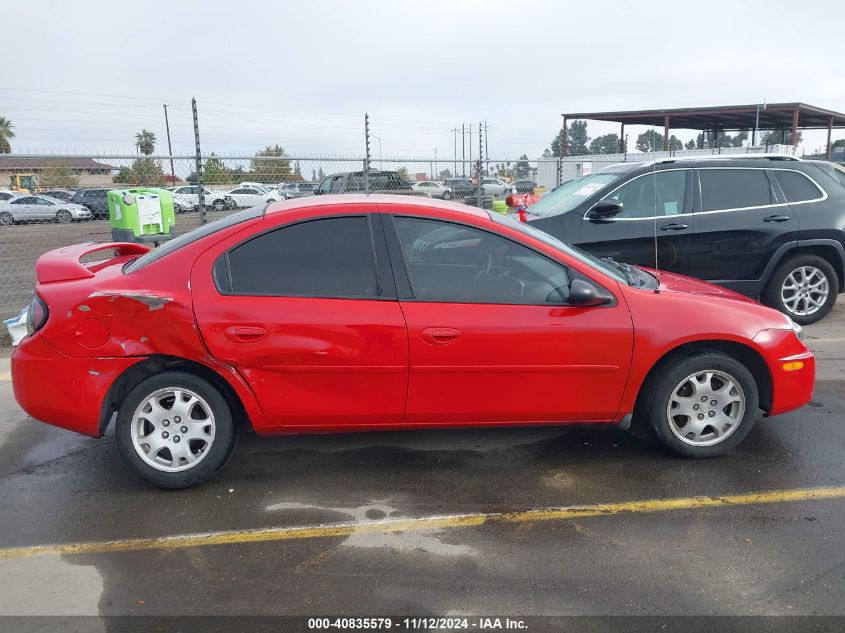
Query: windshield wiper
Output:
[[602, 257, 636, 286]]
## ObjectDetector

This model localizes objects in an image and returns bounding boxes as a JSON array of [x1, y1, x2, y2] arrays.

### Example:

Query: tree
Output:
[[438, 168, 453, 179], [636, 130, 664, 153], [113, 166, 134, 184], [589, 133, 620, 155], [832, 139, 845, 150], [39, 163, 80, 188], [684, 139, 697, 150], [203, 155, 233, 185], [760, 129, 802, 146], [251, 144, 292, 182], [668, 135, 684, 152], [516, 155, 531, 179], [568, 120, 589, 156], [317, 166, 325, 180], [135, 129, 156, 155], [130, 158, 165, 185], [0, 117, 14, 153], [542, 148, 552, 158], [396, 166, 409, 180]]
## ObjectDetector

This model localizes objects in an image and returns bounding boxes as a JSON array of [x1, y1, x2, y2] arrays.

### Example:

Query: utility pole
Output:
[[451, 127, 459, 178], [163, 104, 175, 183], [476, 122, 483, 209], [468, 125, 473, 167], [364, 113, 370, 194], [483, 121, 488, 161], [433, 148, 438, 179], [461, 123, 466, 177], [191, 97, 206, 224]]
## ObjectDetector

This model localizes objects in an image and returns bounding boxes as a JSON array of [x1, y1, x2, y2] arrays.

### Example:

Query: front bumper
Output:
[[754, 329, 816, 416], [12, 333, 144, 437]]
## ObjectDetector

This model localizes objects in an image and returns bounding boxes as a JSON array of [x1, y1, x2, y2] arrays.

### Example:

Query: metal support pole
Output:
[[452, 127, 459, 178], [562, 117, 569, 157], [364, 113, 370, 194], [663, 115, 670, 151], [791, 108, 799, 147], [477, 123, 483, 209], [556, 157, 562, 188], [191, 97, 206, 224], [752, 104, 759, 146], [619, 123, 625, 153], [826, 116, 834, 160], [163, 104, 175, 183], [484, 121, 488, 161], [461, 123, 466, 177]]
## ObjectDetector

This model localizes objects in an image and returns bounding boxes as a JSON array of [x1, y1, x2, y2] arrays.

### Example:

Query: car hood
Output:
[[640, 267, 757, 304]]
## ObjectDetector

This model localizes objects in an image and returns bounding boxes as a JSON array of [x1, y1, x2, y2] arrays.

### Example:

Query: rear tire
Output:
[[762, 254, 838, 325], [115, 371, 237, 488], [641, 352, 759, 458]]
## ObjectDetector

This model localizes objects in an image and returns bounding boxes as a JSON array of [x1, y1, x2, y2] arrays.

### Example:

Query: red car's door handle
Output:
[[224, 326, 267, 343], [421, 327, 462, 345]]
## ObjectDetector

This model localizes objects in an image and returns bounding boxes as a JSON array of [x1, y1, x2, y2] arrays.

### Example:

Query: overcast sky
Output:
[[2, 0, 844, 161]]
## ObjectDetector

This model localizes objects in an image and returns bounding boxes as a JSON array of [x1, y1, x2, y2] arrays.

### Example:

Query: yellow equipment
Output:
[[10, 173, 36, 193]]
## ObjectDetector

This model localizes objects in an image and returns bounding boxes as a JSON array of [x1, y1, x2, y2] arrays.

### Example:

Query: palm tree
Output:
[[0, 117, 14, 153], [135, 129, 156, 155]]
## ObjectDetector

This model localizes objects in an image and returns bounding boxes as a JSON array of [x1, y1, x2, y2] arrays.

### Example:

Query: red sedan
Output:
[[12, 195, 815, 488]]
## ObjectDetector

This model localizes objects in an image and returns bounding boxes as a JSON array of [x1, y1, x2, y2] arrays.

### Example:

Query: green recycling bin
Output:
[[107, 188, 176, 243]]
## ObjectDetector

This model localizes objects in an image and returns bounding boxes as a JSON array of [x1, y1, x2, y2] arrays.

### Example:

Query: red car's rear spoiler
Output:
[[35, 242, 151, 284]]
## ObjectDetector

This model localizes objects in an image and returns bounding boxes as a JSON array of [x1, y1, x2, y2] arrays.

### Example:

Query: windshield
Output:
[[487, 212, 627, 284], [525, 173, 621, 218]]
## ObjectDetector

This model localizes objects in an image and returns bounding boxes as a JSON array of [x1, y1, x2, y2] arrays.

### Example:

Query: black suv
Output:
[[70, 188, 110, 219], [314, 171, 426, 196], [523, 156, 845, 324]]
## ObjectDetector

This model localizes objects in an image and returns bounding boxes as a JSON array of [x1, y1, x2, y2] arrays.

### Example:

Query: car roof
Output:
[[264, 193, 488, 218]]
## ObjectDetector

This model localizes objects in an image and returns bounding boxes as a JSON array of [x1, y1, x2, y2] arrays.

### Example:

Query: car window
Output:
[[226, 216, 378, 297], [772, 170, 824, 203], [230, 189, 245, 195], [35, 198, 53, 205], [330, 176, 344, 193], [393, 216, 571, 304], [317, 178, 333, 194], [602, 170, 687, 218], [13, 197, 34, 204], [244, 188, 260, 195], [526, 173, 621, 218], [699, 169, 773, 211]]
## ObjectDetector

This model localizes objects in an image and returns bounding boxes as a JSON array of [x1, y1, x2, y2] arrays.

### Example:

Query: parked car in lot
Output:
[[278, 182, 316, 199], [443, 178, 474, 198], [0, 190, 23, 203], [479, 176, 508, 198], [412, 180, 453, 199], [509, 179, 537, 194], [13, 195, 813, 487], [70, 188, 110, 218], [0, 194, 91, 224], [170, 185, 234, 212], [225, 186, 280, 207], [520, 155, 845, 324], [38, 189, 75, 202], [314, 171, 427, 196]]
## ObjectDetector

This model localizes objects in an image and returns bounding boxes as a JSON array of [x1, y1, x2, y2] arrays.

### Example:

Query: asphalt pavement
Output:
[[0, 304, 843, 630]]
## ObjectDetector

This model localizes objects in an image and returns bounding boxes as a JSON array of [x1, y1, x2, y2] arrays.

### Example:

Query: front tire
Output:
[[641, 352, 759, 458], [212, 199, 226, 212], [442, 190, 453, 200], [115, 371, 237, 488], [762, 254, 838, 325], [56, 210, 72, 223]]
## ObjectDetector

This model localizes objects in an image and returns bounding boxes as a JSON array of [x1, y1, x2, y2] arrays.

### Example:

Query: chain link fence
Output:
[[0, 145, 791, 322]]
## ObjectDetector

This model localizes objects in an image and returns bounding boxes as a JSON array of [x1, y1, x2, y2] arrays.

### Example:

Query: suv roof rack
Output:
[[652, 153, 803, 165]]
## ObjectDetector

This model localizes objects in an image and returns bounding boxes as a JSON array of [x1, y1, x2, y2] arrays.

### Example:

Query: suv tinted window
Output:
[[772, 170, 824, 203], [393, 216, 570, 304], [227, 216, 378, 297], [699, 169, 773, 211], [602, 170, 686, 218]]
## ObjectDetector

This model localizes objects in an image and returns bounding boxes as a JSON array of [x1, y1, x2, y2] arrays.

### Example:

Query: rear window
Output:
[[124, 207, 264, 273], [772, 170, 825, 203], [699, 169, 773, 211]]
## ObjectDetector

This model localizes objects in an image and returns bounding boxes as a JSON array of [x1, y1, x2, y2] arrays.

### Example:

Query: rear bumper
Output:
[[12, 333, 143, 437]]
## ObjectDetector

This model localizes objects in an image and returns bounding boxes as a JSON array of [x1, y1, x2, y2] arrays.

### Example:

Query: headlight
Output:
[[791, 319, 804, 341]]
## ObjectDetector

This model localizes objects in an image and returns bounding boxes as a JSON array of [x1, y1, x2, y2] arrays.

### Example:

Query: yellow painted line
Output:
[[808, 337, 845, 344], [0, 371, 10, 382], [0, 486, 843, 560]]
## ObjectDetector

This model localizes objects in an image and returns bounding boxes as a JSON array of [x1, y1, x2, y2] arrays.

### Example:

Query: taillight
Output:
[[26, 294, 48, 336]]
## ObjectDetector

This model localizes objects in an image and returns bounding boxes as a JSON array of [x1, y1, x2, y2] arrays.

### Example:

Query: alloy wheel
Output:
[[781, 266, 829, 317], [666, 370, 745, 447], [130, 387, 216, 472]]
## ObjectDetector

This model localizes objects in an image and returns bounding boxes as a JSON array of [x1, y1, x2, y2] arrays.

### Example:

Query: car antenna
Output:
[[651, 126, 661, 293]]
